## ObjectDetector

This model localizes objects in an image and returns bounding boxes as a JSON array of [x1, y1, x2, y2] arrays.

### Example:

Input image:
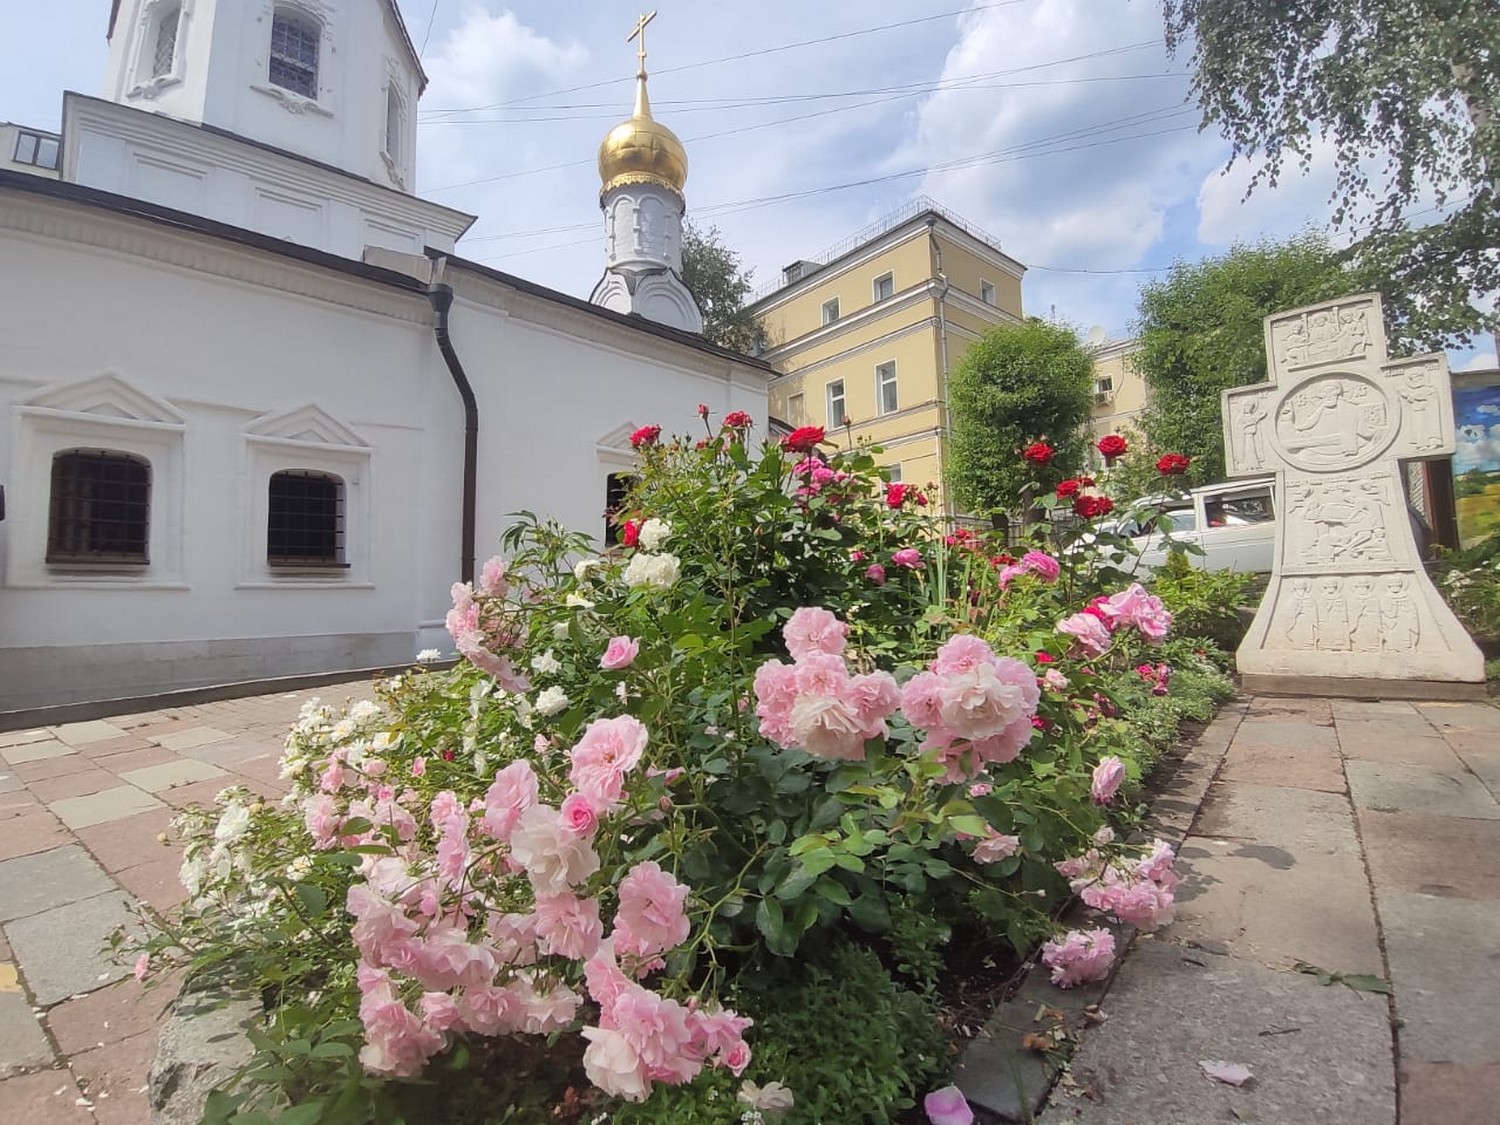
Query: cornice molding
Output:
[[762, 285, 934, 361], [0, 191, 434, 325], [768, 317, 939, 384]]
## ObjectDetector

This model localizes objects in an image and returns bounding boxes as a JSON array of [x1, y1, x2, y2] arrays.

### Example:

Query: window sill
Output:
[[45, 559, 150, 572], [127, 74, 182, 101], [251, 83, 334, 118]]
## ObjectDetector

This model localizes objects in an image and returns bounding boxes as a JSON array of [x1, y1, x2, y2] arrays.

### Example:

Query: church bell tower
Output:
[[589, 11, 704, 334]]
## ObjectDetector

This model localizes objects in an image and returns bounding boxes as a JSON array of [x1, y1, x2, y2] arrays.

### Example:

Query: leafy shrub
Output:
[[1148, 552, 1259, 652], [1432, 533, 1500, 638]]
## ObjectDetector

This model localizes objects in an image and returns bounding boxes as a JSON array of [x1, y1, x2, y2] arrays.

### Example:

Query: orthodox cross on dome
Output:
[[1222, 291, 1483, 687], [628, 10, 657, 78]]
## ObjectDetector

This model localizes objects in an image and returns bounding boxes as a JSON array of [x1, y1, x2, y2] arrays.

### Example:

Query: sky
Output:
[[3, 0, 1493, 370]]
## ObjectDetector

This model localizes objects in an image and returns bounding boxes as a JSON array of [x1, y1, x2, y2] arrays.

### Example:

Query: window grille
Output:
[[821, 298, 840, 326], [47, 450, 151, 564], [876, 361, 898, 415], [152, 8, 179, 77], [269, 10, 319, 99], [873, 272, 894, 302], [267, 470, 344, 565], [604, 472, 638, 547], [826, 379, 846, 428], [13, 130, 60, 169]]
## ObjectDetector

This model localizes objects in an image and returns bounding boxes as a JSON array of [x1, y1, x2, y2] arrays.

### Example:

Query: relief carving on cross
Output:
[[1222, 292, 1484, 685]]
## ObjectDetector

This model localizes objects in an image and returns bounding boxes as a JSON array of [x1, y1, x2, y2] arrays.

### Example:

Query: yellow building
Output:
[[1085, 337, 1149, 465], [750, 199, 1025, 499]]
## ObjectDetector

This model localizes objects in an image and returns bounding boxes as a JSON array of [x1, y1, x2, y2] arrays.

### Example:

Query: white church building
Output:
[[0, 0, 770, 711]]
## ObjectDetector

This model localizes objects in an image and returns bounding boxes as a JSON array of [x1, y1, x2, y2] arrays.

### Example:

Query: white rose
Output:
[[566, 593, 596, 609], [552, 622, 571, 640], [509, 804, 600, 894], [573, 557, 601, 581], [349, 700, 381, 723], [531, 649, 562, 675], [213, 802, 252, 844], [580, 1027, 650, 1102], [637, 518, 672, 552], [535, 686, 570, 716], [416, 648, 443, 663], [623, 552, 681, 589]]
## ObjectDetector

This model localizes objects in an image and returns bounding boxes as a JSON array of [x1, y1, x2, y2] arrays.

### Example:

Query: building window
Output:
[[873, 272, 894, 302], [980, 280, 996, 306], [13, 130, 60, 169], [385, 84, 402, 157], [786, 392, 805, 425], [267, 469, 344, 566], [47, 450, 151, 565], [821, 298, 840, 326], [876, 361, 898, 415], [152, 6, 180, 77], [1094, 376, 1114, 402], [604, 472, 638, 547], [269, 8, 320, 99], [886, 463, 903, 484], [826, 379, 846, 428]]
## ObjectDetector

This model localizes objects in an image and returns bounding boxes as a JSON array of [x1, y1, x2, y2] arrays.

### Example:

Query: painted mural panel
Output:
[[1453, 370, 1500, 548]]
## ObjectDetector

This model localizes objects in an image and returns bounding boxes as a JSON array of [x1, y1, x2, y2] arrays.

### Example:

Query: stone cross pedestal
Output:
[[1223, 292, 1485, 693]]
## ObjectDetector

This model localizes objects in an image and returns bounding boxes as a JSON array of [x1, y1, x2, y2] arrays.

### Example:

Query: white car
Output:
[[1098, 478, 1277, 574]]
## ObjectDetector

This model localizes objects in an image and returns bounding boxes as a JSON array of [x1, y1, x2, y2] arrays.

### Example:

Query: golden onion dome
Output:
[[598, 72, 688, 200]]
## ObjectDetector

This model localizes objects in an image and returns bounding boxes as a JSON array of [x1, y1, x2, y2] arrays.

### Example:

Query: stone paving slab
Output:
[[1359, 809, 1500, 900], [0, 729, 53, 749], [2, 740, 76, 766], [1038, 938, 1395, 1125], [31, 769, 125, 805], [1451, 746, 1500, 799], [1192, 782, 1363, 855], [74, 810, 179, 875], [1333, 725, 1462, 768], [0, 987, 53, 1077], [0, 811, 72, 863], [1400, 1061, 1500, 1125], [1217, 736, 1347, 792], [149, 727, 233, 753], [46, 976, 179, 1057], [50, 786, 165, 831], [1173, 842, 1384, 973], [50, 721, 131, 747], [1377, 891, 1500, 1067], [116, 759, 226, 795], [1416, 701, 1500, 732], [0, 1068, 95, 1122], [1345, 760, 1500, 820], [0, 846, 117, 922], [5, 891, 139, 1006]]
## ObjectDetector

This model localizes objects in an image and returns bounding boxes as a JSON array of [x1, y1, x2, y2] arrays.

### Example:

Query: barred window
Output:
[[604, 472, 638, 547], [269, 9, 320, 99], [152, 7, 180, 78], [268, 470, 344, 566], [47, 450, 151, 564]]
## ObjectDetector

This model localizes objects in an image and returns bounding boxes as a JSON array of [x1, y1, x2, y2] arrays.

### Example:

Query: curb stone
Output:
[[148, 986, 260, 1125], [953, 698, 1246, 1122]]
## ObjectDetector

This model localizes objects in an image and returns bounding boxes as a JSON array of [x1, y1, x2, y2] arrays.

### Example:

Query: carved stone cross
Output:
[[1223, 292, 1484, 688]]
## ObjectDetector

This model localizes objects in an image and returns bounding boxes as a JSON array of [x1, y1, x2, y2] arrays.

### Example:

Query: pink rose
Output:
[[865, 563, 887, 585], [581, 1026, 651, 1101], [1091, 756, 1127, 804], [1041, 927, 1116, 988], [615, 861, 692, 959], [783, 606, 849, 662], [892, 547, 924, 569], [569, 715, 650, 809], [971, 829, 1021, 864], [509, 803, 601, 894], [481, 760, 539, 842], [560, 792, 600, 835], [533, 892, 604, 960], [1021, 550, 1061, 582], [1057, 611, 1113, 657], [600, 636, 640, 670]]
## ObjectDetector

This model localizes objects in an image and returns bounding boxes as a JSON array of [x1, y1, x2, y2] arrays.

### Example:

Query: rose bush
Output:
[[125, 416, 1232, 1124]]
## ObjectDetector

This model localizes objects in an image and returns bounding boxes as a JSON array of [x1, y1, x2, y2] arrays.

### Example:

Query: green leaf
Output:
[[813, 878, 852, 906], [294, 883, 328, 918], [775, 867, 818, 901], [799, 849, 836, 877], [340, 817, 373, 836], [847, 893, 891, 933], [947, 815, 989, 837], [273, 1102, 327, 1125]]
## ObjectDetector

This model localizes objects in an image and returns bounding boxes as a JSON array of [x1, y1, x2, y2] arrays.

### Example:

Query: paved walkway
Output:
[[0, 678, 375, 1124], [2, 686, 1497, 1123], [1041, 695, 1500, 1125]]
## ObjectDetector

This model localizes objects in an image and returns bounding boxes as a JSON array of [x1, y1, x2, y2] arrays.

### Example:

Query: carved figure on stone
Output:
[[1283, 579, 1317, 647], [1347, 576, 1381, 651], [1276, 304, 1372, 369], [1398, 369, 1442, 451], [1291, 476, 1393, 566], [1380, 575, 1421, 653], [1314, 577, 1350, 650], [1237, 394, 1270, 470], [1277, 377, 1389, 469]]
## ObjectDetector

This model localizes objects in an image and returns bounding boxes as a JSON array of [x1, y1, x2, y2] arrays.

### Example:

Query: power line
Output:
[[420, 1, 1036, 117], [418, 0, 441, 58]]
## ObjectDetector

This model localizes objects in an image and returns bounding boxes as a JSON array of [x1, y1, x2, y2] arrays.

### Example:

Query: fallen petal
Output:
[[1200, 1060, 1253, 1086], [924, 1084, 975, 1125]]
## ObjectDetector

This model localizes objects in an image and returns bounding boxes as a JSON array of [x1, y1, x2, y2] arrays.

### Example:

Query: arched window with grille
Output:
[[151, 5, 180, 78], [267, 469, 345, 566], [268, 7, 320, 99], [47, 450, 152, 565], [604, 472, 638, 546]]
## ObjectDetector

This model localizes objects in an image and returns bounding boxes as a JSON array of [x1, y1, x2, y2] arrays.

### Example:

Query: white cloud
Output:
[[1461, 350, 1499, 372], [1454, 422, 1500, 475]]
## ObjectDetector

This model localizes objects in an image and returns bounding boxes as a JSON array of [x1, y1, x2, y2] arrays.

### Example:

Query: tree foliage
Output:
[[1134, 234, 1350, 484], [947, 319, 1095, 515], [1162, 0, 1499, 350], [679, 221, 766, 354]]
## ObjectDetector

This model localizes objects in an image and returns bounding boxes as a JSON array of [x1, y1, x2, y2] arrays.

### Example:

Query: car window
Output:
[[1204, 489, 1274, 527], [1166, 508, 1198, 533]]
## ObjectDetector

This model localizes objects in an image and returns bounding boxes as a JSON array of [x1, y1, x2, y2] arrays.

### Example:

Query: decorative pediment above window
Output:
[[596, 421, 641, 469], [243, 403, 369, 450], [20, 373, 187, 427]]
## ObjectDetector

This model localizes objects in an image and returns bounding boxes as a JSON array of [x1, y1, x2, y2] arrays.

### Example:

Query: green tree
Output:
[[947, 319, 1095, 516], [1162, 0, 1499, 350], [1134, 235, 1349, 483], [679, 221, 766, 354]]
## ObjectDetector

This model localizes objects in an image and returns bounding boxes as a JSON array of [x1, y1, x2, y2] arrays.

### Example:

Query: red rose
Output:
[[622, 519, 640, 548], [1035, 651, 1056, 665], [781, 425, 826, 453], [1022, 441, 1055, 466], [1156, 452, 1191, 475], [1056, 479, 1081, 499], [886, 482, 910, 509], [1097, 434, 1128, 461], [723, 410, 753, 428], [915, 490, 930, 507], [629, 424, 661, 449], [1073, 494, 1115, 519], [696, 403, 710, 418]]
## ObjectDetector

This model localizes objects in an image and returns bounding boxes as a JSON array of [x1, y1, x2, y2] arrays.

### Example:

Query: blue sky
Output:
[[3, 1, 1492, 369]]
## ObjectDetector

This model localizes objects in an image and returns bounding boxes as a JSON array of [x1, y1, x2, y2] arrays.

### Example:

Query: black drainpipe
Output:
[[427, 281, 478, 585]]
